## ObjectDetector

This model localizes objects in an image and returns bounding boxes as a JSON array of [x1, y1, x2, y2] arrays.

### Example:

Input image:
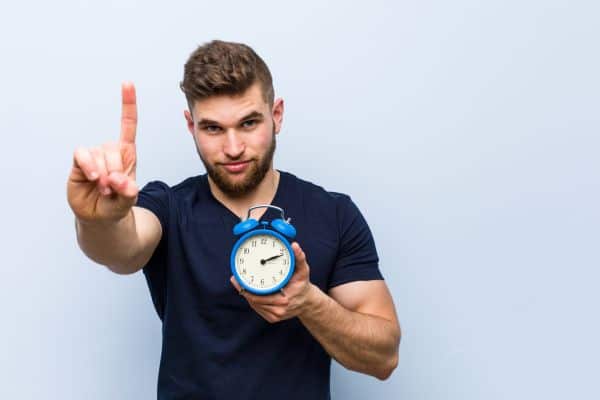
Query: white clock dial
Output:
[[234, 234, 292, 291]]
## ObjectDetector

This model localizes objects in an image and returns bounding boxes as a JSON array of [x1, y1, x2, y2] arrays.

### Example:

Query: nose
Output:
[[223, 129, 245, 159]]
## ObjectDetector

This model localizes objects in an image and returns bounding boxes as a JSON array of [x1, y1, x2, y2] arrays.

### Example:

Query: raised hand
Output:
[[67, 82, 140, 223]]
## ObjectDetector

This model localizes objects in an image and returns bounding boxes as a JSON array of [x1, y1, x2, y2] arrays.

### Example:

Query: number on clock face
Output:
[[234, 234, 292, 290]]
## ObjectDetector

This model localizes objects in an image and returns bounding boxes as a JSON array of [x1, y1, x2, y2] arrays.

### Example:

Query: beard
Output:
[[197, 130, 277, 198]]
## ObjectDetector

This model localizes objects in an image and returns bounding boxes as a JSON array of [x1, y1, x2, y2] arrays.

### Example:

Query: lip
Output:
[[221, 160, 251, 173]]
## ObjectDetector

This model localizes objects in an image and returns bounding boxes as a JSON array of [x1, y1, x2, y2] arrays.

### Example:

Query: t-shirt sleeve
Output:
[[135, 180, 170, 271], [328, 195, 383, 289], [136, 180, 170, 231], [135, 180, 170, 319]]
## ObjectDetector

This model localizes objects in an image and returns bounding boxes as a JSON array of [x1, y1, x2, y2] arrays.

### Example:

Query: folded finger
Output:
[[244, 292, 285, 306], [107, 171, 138, 199], [73, 147, 99, 181], [230, 277, 286, 305], [90, 147, 111, 195], [249, 304, 278, 323]]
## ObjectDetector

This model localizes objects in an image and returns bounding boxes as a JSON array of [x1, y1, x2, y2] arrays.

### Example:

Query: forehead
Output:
[[191, 82, 269, 124]]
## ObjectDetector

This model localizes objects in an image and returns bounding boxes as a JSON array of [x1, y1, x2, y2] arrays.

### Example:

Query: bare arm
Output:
[[230, 242, 401, 380], [75, 206, 161, 275], [298, 281, 400, 380]]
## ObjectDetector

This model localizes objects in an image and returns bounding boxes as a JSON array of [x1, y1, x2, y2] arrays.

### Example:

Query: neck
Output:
[[208, 168, 280, 220]]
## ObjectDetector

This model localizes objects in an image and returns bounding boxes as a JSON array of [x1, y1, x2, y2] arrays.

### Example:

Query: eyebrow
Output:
[[196, 111, 265, 127]]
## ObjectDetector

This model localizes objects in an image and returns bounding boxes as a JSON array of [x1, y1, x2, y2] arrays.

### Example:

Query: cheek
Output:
[[250, 128, 274, 149], [196, 136, 220, 156]]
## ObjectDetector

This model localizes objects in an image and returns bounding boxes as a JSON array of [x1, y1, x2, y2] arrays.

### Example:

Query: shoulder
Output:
[[283, 170, 353, 206], [139, 175, 205, 199], [281, 171, 361, 227], [172, 175, 204, 196]]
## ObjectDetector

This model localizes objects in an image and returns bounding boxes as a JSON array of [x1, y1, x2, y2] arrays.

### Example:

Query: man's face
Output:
[[185, 82, 284, 197]]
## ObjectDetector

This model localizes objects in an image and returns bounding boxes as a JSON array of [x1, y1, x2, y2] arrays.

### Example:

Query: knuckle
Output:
[[74, 146, 87, 157], [90, 147, 103, 159]]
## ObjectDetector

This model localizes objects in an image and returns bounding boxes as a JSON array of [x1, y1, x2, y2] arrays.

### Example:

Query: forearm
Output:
[[298, 284, 400, 380], [75, 209, 141, 274]]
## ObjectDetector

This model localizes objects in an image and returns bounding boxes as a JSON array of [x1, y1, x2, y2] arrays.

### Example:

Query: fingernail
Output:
[[90, 172, 98, 180], [102, 187, 111, 195]]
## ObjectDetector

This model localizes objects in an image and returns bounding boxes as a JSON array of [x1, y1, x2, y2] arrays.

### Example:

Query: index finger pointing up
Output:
[[120, 82, 137, 143]]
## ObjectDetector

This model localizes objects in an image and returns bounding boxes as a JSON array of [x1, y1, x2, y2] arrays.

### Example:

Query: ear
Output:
[[272, 98, 284, 135], [184, 109, 195, 135]]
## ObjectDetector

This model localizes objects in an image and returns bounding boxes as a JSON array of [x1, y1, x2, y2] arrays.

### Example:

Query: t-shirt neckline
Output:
[[203, 169, 288, 223]]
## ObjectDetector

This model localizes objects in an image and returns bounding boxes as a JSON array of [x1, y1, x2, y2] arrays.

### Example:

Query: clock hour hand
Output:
[[260, 254, 283, 265]]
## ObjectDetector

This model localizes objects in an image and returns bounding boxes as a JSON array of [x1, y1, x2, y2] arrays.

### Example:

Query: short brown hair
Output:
[[180, 40, 274, 110]]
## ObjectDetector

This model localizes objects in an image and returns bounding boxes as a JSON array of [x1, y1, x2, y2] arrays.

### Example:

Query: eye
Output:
[[241, 119, 257, 129], [204, 125, 222, 134]]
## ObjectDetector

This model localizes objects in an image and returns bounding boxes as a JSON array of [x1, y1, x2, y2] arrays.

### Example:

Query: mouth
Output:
[[220, 160, 252, 173]]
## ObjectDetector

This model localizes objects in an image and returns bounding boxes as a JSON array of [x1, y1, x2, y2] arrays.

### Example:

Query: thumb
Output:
[[291, 242, 310, 274]]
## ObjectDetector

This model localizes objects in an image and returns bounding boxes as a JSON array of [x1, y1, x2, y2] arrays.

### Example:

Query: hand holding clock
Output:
[[230, 242, 317, 323]]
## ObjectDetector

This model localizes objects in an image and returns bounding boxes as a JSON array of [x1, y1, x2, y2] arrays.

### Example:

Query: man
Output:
[[67, 40, 400, 399]]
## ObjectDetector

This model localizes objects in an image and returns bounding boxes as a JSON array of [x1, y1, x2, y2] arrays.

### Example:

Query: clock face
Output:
[[233, 233, 293, 292]]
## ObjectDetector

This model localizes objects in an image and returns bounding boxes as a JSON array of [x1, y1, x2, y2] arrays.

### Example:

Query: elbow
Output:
[[104, 253, 146, 275], [376, 325, 401, 380], [375, 352, 399, 381], [105, 259, 144, 275], [104, 248, 148, 275], [106, 264, 140, 275], [77, 245, 141, 275]]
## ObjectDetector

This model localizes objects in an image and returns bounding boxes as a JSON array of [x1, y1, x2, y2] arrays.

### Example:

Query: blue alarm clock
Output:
[[231, 204, 297, 295]]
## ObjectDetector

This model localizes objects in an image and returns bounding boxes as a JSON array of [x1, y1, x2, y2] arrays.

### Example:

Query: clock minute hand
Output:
[[260, 254, 283, 265]]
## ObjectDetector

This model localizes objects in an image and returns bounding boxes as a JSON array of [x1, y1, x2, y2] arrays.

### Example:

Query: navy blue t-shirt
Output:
[[135, 170, 383, 400]]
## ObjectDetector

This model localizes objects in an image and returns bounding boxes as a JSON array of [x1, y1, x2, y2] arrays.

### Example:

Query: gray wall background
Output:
[[0, 1, 598, 399]]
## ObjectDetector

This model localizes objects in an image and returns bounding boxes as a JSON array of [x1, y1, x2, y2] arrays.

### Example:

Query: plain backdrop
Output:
[[0, 1, 598, 399]]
